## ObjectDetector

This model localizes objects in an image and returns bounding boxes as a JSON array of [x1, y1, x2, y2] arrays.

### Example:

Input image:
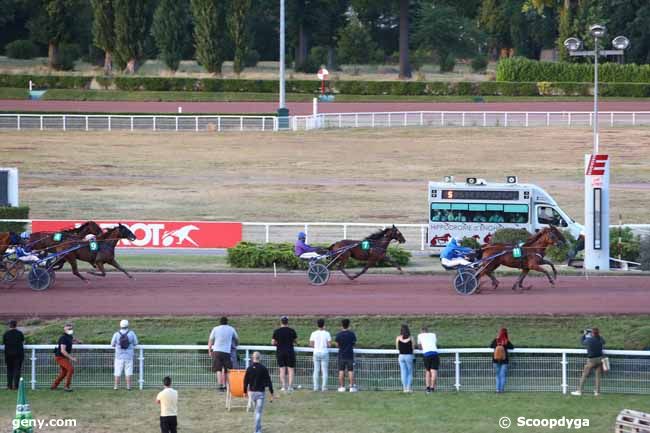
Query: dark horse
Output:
[[328, 225, 406, 280], [29, 221, 104, 251], [52, 224, 136, 282], [477, 226, 566, 291]]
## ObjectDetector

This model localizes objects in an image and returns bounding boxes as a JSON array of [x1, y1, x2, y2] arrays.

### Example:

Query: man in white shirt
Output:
[[208, 316, 239, 392], [156, 376, 178, 433], [110, 319, 138, 390], [309, 318, 332, 391], [417, 326, 439, 393]]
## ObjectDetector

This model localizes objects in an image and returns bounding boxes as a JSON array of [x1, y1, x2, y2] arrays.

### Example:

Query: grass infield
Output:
[[16, 315, 650, 349], [0, 389, 647, 433]]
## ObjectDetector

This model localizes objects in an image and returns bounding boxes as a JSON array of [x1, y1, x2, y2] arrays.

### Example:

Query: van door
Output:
[[535, 205, 569, 229]]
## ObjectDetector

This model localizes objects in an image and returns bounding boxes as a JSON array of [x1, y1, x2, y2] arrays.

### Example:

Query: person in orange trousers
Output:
[[51, 323, 78, 392]]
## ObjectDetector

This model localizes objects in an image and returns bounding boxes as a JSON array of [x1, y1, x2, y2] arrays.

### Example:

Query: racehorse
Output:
[[477, 226, 566, 292], [53, 224, 136, 282], [328, 225, 406, 280], [29, 221, 104, 251]]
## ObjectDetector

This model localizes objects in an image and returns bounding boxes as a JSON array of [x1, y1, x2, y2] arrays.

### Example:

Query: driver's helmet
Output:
[[449, 237, 458, 246], [20, 231, 30, 239], [297, 231, 306, 240]]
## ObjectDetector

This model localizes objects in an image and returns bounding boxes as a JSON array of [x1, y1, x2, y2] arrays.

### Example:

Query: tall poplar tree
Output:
[[228, 0, 251, 75], [91, 0, 115, 74], [152, 0, 190, 71], [113, 0, 148, 73], [191, 0, 225, 75]]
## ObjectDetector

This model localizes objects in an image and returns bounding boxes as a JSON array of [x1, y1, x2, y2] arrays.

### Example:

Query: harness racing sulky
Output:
[[299, 225, 406, 286]]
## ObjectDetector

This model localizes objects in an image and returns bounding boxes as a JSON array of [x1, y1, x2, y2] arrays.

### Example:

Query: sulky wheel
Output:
[[2, 260, 25, 283], [307, 263, 330, 286], [28, 267, 52, 291], [453, 268, 478, 295]]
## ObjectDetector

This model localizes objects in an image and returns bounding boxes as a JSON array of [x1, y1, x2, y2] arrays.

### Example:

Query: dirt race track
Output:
[[1, 272, 649, 317]]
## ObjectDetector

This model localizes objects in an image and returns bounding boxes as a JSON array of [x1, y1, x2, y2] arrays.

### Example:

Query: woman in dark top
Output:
[[490, 328, 514, 393], [395, 324, 414, 393]]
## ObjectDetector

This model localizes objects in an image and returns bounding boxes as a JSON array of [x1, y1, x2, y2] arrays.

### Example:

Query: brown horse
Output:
[[328, 225, 406, 280], [52, 224, 136, 282], [477, 226, 566, 291], [29, 221, 104, 251]]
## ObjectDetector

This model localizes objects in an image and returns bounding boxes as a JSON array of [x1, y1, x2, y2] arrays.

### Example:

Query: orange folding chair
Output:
[[226, 369, 251, 412]]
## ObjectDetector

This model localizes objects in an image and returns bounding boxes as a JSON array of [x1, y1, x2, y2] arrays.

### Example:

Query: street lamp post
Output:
[[564, 26, 630, 271]]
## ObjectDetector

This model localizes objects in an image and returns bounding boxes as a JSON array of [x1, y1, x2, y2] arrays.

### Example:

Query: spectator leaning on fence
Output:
[[51, 323, 78, 392], [156, 376, 178, 433], [417, 326, 439, 393], [272, 316, 298, 392], [572, 327, 606, 397], [335, 318, 358, 393], [244, 351, 274, 433], [111, 319, 139, 390], [3, 319, 24, 390], [490, 328, 514, 393], [208, 316, 239, 392], [309, 318, 331, 392], [396, 324, 414, 393]]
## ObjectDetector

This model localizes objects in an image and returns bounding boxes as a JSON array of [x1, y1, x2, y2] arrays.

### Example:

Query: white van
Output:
[[428, 176, 583, 249]]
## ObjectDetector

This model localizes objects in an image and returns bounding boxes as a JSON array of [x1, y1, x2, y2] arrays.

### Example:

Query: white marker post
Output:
[[584, 154, 610, 270]]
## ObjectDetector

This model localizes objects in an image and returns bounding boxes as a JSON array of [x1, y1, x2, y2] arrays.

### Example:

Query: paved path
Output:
[[2, 100, 650, 115], [2, 273, 649, 317]]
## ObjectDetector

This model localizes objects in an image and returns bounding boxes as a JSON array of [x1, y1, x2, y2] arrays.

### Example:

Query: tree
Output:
[[337, 14, 380, 64], [191, 0, 226, 75], [228, 0, 252, 75], [415, 1, 483, 70], [398, 0, 410, 78], [113, 0, 148, 73], [152, 0, 190, 71], [27, 0, 78, 69], [91, 0, 115, 74]]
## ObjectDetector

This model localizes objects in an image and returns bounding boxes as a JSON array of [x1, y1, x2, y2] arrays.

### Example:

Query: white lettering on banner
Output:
[[77, 222, 195, 247]]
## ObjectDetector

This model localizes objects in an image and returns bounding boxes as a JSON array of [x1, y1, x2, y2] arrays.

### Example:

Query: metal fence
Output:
[[3, 112, 650, 133], [0, 114, 277, 132], [1, 345, 649, 394], [292, 111, 650, 130]]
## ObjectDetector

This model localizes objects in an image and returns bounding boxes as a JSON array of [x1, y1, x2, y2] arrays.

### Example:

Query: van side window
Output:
[[537, 206, 567, 227]]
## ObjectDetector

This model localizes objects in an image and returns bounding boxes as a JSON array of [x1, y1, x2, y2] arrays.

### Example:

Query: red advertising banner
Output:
[[30, 220, 242, 248]]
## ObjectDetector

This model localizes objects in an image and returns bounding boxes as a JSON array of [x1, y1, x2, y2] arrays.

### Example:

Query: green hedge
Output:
[[497, 57, 650, 83], [0, 206, 29, 232], [227, 242, 411, 270], [0, 74, 92, 89], [3, 72, 650, 97]]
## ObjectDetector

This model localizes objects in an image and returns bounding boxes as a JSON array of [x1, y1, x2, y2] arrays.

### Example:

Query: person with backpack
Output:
[[490, 328, 514, 393], [111, 320, 139, 390]]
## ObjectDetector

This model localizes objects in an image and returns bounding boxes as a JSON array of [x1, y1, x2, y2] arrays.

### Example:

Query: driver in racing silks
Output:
[[14, 232, 40, 262], [294, 232, 325, 259], [440, 238, 474, 268]]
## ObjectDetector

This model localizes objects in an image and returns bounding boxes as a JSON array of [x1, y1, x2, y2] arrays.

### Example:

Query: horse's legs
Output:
[[67, 258, 89, 283], [529, 263, 554, 288], [333, 253, 355, 280], [107, 258, 133, 279], [512, 269, 529, 291], [87, 262, 107, 277], [478, 263, 500, 290], [349, 262, 372, 280], [382, 255, 403, 274], [542, 259, 557, 282]]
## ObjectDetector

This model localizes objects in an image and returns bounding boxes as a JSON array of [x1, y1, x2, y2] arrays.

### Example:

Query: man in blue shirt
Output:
[[294, 232, 320, 259], [440, 238, 474, 268]]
